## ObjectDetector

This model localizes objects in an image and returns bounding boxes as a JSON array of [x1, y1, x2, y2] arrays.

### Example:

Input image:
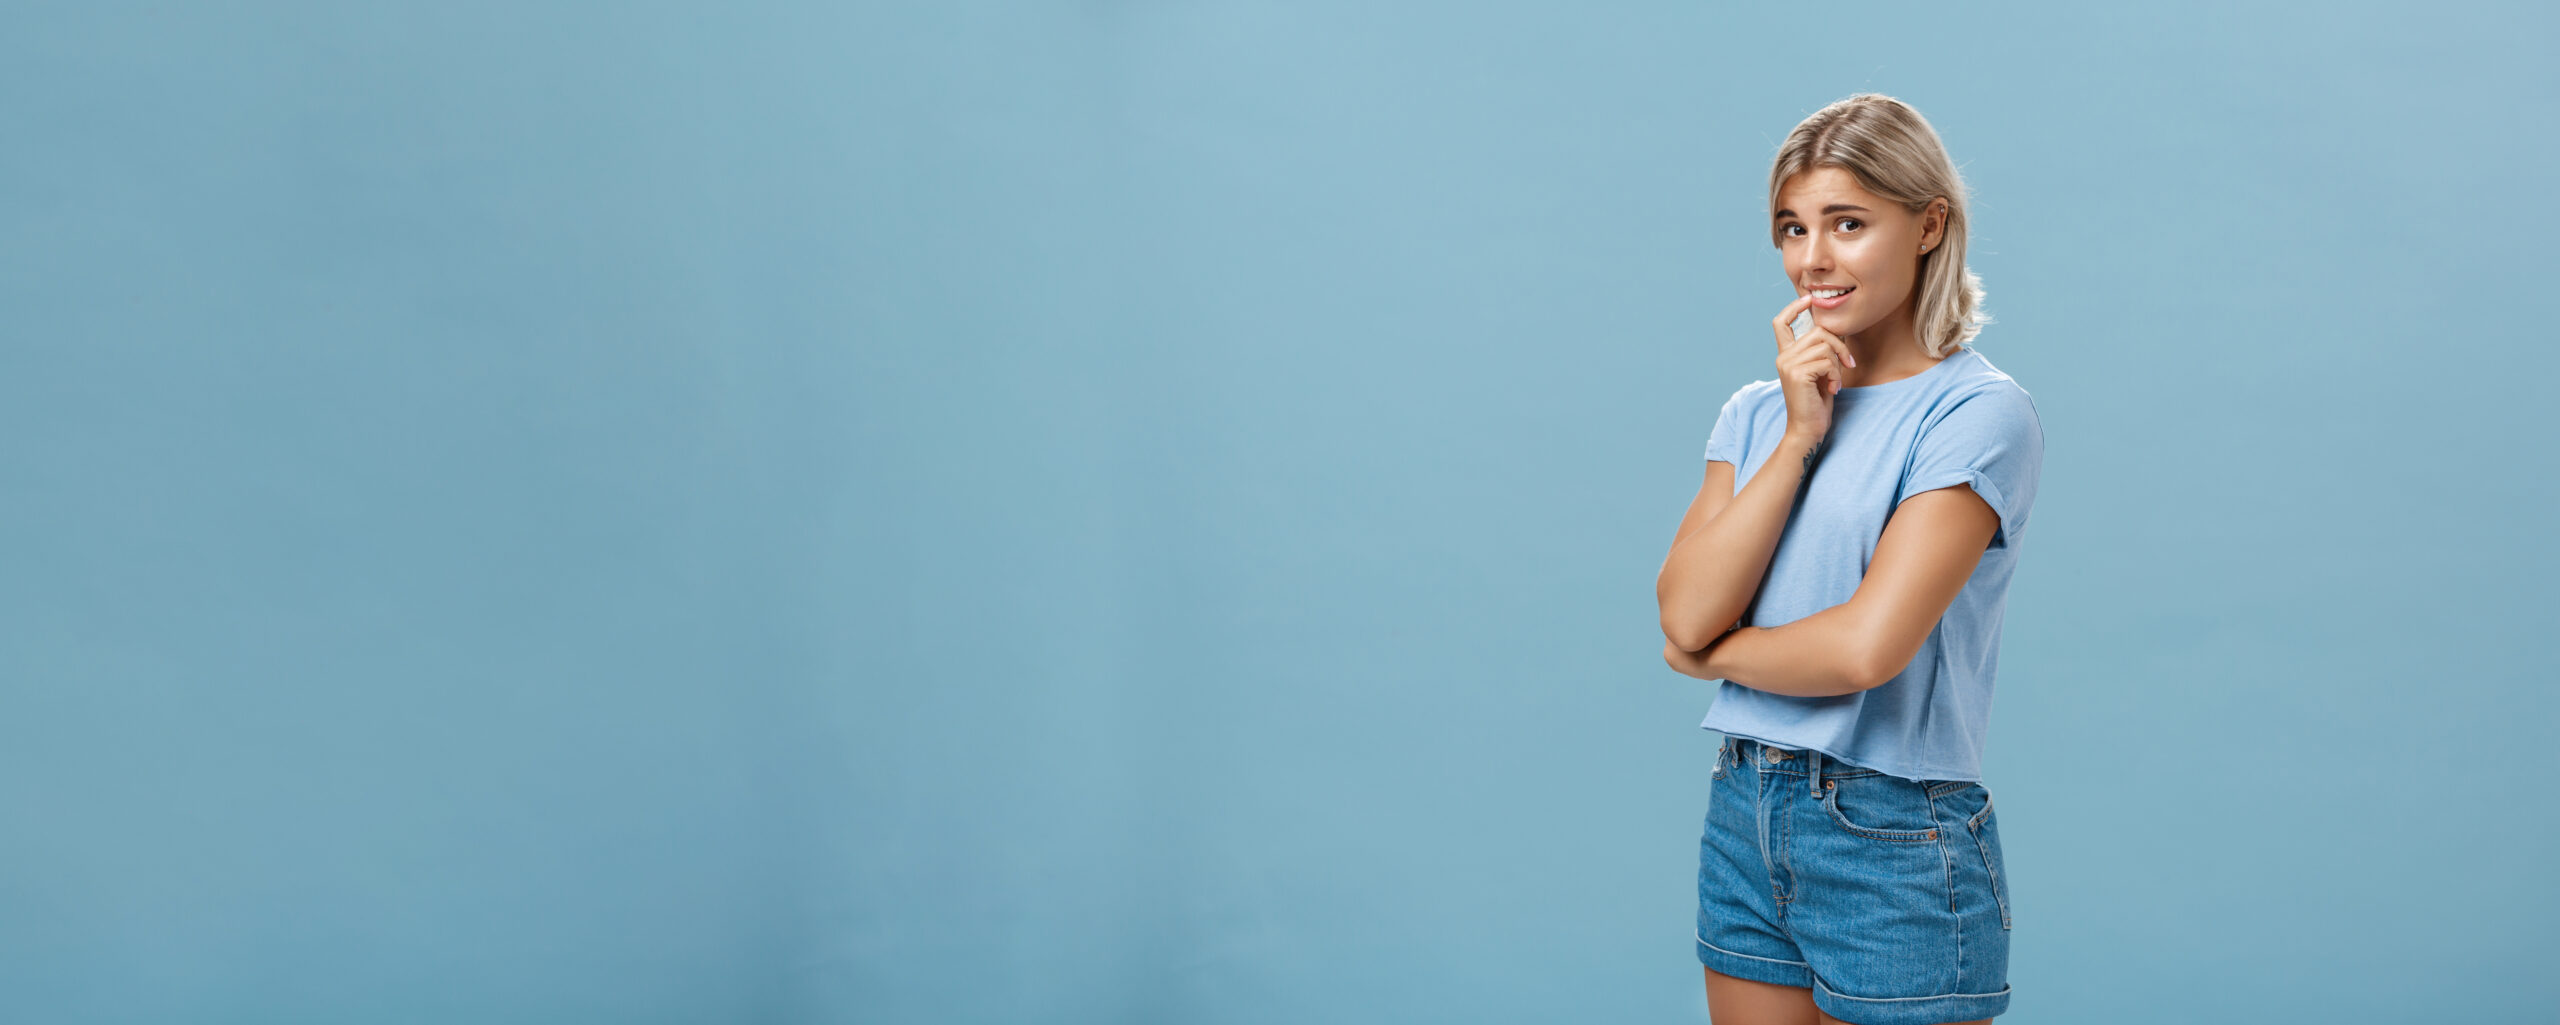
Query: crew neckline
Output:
[[1837, 345, 1971, 398]]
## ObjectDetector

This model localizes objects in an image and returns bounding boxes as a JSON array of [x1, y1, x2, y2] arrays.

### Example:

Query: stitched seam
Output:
[[1961, 789, 2008, 927], [1971, 827, 2011, 929], [1927, 790, 1961, 988], [1821, 783, 1936, 842], [1773, 771, 1796, 907], [1696, 934, 1809, 967], [1755, 760, 1785, 909], [1814, 975, 2013, 1002]]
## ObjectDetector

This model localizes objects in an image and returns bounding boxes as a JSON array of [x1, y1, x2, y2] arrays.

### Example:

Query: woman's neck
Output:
[[1838, 313, 1940, 389]]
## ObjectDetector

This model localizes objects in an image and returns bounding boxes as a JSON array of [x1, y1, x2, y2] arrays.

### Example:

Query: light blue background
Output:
[[6, 2, 2552, 1022]]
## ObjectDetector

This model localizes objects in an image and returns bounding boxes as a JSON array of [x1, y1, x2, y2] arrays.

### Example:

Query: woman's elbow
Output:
[[1844, 635, 1917, 694], [1661, 607, 1733, 654]]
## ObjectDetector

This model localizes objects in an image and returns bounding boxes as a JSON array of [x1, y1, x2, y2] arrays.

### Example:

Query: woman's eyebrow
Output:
[[1773, 203, 1872, 219]]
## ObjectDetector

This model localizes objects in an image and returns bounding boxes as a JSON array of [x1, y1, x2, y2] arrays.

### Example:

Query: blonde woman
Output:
[[1658, 94, 2045, 1025]]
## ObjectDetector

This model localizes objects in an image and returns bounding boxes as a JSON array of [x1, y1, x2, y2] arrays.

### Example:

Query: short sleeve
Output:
[[1901, 388, 2045, 550], [1703, 386, 1749, 465]]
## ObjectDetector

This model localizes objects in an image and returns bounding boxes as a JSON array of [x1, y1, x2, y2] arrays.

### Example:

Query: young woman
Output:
[[1655, 94, 2045, 1025]]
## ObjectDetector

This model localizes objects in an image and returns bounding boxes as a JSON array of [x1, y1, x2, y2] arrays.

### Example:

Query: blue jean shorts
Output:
[[1696, 734, 2013, 1025]]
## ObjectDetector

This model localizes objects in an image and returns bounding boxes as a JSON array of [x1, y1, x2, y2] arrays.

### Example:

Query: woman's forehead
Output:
[[1774, 166, 1879, 210]]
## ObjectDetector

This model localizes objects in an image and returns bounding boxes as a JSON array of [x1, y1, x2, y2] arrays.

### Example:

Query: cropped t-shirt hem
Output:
[[1704, 726, 1982, 784]]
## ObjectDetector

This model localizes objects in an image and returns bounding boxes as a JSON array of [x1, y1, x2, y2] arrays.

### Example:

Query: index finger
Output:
[[1771, 294, 1815, 350]]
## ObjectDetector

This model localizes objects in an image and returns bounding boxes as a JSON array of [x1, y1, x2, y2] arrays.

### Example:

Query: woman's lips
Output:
[[1810, 287, 1854, 309]]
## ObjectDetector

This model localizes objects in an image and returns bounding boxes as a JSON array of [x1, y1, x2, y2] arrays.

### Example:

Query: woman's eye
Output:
[[1779, 219, 1859, 238]]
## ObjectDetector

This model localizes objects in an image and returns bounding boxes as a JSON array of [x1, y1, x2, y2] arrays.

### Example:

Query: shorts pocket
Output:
[[1965, 786, 2013, 929], [1711, 740, 1728, 781], [1817, 775, 1941, 843]]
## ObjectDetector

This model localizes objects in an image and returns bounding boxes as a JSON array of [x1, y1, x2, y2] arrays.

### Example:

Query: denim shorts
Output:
[[1696, 734, 2013, 1025]]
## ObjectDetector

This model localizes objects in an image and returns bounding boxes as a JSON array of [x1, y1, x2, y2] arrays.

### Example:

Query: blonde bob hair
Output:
[[1767, 93, 1990, 358]]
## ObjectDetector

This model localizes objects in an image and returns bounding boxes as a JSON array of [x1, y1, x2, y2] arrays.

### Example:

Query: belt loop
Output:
[[1807, 749, 1823, 796]]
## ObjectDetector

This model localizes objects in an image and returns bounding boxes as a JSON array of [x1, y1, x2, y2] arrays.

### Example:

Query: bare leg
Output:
[[1703, 965, 1817, 1025]]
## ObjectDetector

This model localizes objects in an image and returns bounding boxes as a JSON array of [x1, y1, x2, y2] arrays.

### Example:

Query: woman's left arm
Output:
[[1663, 483, 2001, 697]]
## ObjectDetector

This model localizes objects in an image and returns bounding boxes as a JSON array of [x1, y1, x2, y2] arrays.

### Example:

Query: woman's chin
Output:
[[1816, 312, 1859, 334]]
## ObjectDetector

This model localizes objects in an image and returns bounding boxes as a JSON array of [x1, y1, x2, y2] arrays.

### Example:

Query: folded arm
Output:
[[1663, 482, 2001, 697], [1658, 433, 1822, 651]]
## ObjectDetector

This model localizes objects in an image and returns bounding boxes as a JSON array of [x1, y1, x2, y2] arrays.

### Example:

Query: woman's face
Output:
[[1772, 166, 1945, 342]]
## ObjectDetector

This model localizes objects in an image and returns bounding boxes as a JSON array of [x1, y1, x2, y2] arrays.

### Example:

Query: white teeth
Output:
[[1813, 288, 1851, 298]]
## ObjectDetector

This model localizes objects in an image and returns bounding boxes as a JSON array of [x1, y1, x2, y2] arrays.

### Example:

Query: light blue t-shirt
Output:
[[1695, 343, 2044, 783]]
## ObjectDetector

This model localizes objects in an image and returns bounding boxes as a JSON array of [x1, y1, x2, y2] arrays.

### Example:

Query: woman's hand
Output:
[[1770, 294, 1859, 446]]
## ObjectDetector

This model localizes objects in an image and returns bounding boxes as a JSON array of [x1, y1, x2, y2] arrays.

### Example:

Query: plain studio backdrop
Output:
[[5, 2, 2553, 1023]]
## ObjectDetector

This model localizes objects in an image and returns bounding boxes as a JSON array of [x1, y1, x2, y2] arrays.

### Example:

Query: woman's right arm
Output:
[[1655, 429, 1820, 652], [1657, 293, 1853, 653]]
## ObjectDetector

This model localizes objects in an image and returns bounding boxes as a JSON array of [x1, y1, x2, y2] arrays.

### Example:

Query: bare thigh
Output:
[[1703, 965, 1815, 1025], [1703, 966, 1990, 1025]]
